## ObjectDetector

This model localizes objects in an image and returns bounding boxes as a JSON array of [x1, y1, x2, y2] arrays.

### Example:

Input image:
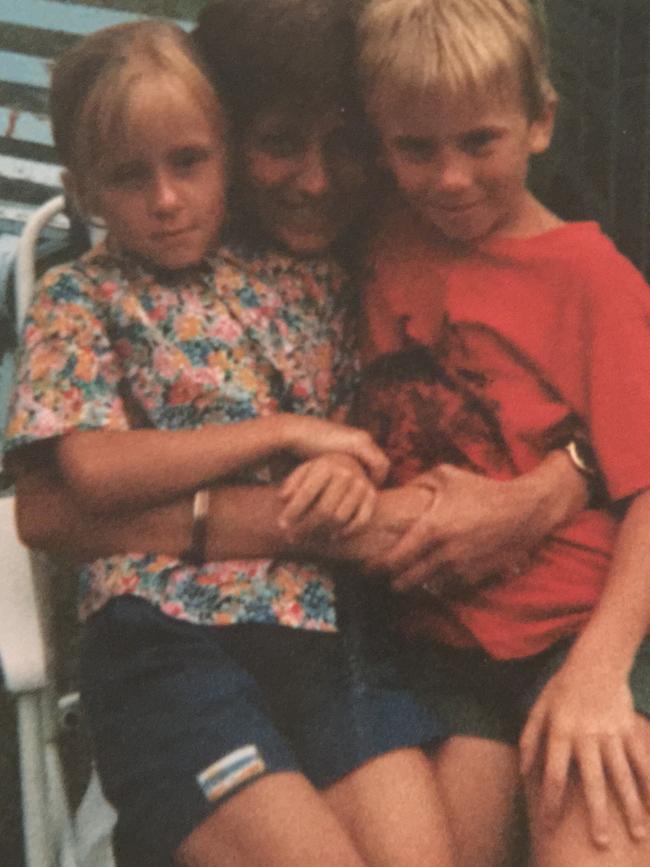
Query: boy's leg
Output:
[[526, 715, 650, 867], [175, 771, 366, 867], [323, 746, 456, 867], [433, 735, 523, 867]]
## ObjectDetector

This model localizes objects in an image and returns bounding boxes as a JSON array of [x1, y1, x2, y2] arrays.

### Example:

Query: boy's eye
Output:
[[393, 137, 436, 162], [461, 129, 500, 154]]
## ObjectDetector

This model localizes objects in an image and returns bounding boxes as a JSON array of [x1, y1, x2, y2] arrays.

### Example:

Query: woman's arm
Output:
[[15, 446, 587, 571], [14, 457, 288, 562], [55, 416, 387, 513]]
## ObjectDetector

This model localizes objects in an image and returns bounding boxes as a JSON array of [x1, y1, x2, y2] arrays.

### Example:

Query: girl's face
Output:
[[91, 78, 227, 270], [237, 107, 370, 255]]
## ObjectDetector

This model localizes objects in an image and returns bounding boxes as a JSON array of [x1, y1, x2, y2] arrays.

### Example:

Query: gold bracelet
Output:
[[181, 488, 210, 565]]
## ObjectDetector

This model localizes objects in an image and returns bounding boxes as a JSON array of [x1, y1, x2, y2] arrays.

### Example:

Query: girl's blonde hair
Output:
[[359, 0, 555, 119], [50, 20, 224, 212]]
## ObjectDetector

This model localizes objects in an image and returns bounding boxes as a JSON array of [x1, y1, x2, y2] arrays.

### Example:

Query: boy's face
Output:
[[371, 83, 554, 242], [91, 79, 227, 270]]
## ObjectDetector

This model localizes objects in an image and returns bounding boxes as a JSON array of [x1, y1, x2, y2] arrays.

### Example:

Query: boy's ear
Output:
[[528, 96, 557, 155]]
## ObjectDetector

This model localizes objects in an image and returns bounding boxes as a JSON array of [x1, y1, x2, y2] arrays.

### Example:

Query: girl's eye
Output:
[[172, 147, 211, 171], [106, 162, 149, 188]]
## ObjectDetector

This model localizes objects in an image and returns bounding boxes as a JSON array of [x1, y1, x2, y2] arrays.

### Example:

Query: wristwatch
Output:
[[563, 438, 605, 506], [564, 439, 597, 479]]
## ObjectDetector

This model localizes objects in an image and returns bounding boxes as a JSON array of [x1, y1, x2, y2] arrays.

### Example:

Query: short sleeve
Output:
[[567, 248, 650, 501], [3, 264, 128, 461]]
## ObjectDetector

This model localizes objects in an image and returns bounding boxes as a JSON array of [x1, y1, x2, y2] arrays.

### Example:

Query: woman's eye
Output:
[[256, 133, 302, 158]]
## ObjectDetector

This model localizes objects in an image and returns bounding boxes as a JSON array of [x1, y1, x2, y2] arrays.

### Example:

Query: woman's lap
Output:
[[80, 594, 444, 865]]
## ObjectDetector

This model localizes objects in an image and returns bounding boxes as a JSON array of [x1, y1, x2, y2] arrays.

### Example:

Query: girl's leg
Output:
[[527, 714, 650, 867], [432, 736, 523, 867], [323, 746, 456, 867], [175, 771, 365, 867]]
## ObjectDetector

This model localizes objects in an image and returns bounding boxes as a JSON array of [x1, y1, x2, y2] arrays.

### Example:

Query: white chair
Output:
[[0, 195, 116, 867]]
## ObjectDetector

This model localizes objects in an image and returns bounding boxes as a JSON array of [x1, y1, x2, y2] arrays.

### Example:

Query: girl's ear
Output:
[[61, 168, 99, 219], [528, 96, 557, 155]]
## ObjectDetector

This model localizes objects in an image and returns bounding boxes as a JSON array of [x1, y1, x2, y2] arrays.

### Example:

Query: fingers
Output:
[[520, 703, 545, 777], [373, 512, 437, 577], [278, 465, 329, 530], [602, 735, 648, 843], [520, 700, 571, 832], [279, 460, 377, 539], [352, 438, 390, 486], [340, 486, 377, 537], [390, 549, 448, 592], [574, 738, 610, 847], [627, 725, 650, 811], [316, 475, 376, 535], [529, 728, 649, 849]]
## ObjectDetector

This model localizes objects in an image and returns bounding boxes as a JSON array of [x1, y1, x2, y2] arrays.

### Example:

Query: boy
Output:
[[358, 0, 650, 864]]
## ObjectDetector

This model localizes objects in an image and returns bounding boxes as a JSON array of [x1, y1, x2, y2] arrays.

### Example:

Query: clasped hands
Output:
[[278, 458, 540, 596]]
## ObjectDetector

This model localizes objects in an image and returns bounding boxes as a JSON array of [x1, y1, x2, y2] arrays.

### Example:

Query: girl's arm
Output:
[[56, 416, 387, 513], [520, 487, 650, 848]]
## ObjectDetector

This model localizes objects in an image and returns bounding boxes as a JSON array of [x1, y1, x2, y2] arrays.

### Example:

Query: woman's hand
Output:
[[520, 655, 650, 849], [278, 454, 378, 541], [368, 453, 586, 594], [283, 416, 389, 485], [371, 464, 538, 593]]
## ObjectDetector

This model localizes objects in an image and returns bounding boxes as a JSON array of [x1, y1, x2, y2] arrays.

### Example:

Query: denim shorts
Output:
[[399, 634, 650, 746], [80, 593, 444, 866]]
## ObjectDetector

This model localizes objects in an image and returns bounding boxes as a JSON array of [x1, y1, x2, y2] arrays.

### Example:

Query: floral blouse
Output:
[[4, 241, 358, 630]]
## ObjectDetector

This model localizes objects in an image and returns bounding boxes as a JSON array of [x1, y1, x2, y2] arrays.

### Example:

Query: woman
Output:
[[8, 2, 589, 866]]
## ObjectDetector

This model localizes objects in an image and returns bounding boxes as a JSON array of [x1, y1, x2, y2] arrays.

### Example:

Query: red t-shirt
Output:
[[360, 208, 650, 658]]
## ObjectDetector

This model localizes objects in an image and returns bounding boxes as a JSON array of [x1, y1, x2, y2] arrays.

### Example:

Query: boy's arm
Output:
[[366, 449, 589, 591], [520, 487, 650, 848]]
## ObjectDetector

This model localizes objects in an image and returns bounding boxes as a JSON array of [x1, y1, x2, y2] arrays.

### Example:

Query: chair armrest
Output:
[[0, 494, 49, 693]]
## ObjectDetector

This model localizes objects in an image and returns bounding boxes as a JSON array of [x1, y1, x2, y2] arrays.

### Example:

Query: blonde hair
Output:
[[50, 20, 224, 212], [359, 0, 555, 119]]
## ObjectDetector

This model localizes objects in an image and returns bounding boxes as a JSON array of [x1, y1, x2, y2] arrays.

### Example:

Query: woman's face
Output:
[[237, 106, 370, 255]]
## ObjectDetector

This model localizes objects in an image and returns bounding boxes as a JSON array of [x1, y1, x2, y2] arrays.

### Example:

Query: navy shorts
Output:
[[80, 593, 444, 866], [399, 635, 650, 746]]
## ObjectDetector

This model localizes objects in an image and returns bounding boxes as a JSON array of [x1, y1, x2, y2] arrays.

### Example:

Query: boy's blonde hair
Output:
[[359, 0, 555, 119], [50, 20, 224, 213]]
